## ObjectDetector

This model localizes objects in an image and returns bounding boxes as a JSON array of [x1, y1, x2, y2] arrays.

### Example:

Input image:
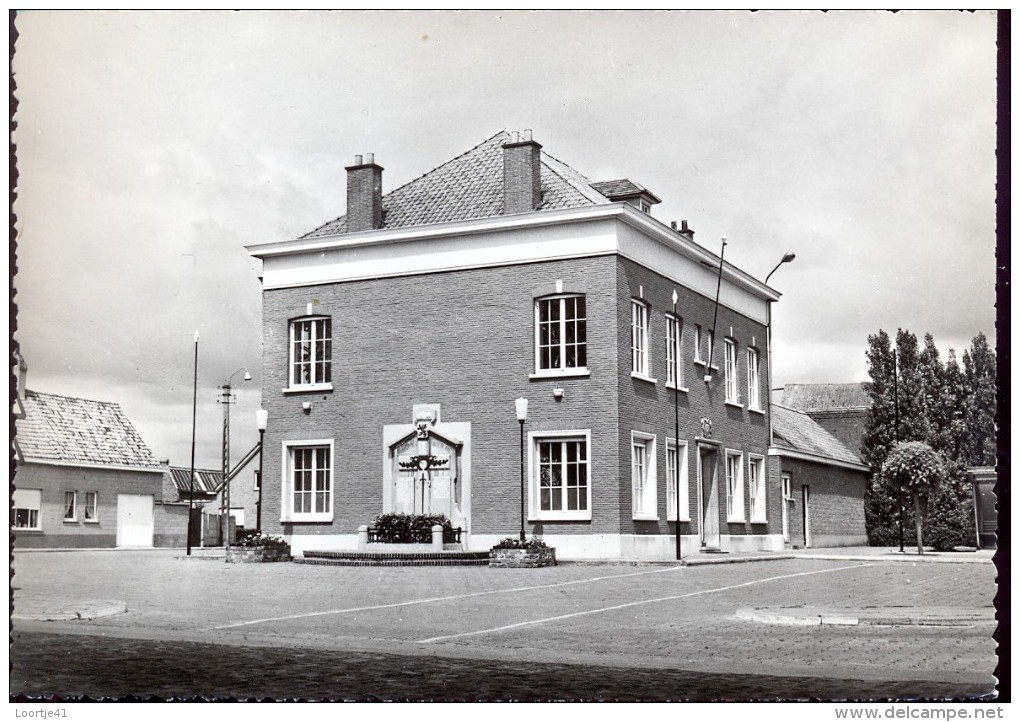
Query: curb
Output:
[[13, 599, 128, 622], [682, 554, 795, 566], [736, 607, 994, 627]]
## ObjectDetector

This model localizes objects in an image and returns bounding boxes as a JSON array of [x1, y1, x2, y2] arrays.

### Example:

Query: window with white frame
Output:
[[536, 295, 587, 373], [724, 338, 739, 403], [725, 451, 745, 522], [84, 492, 98, 522], [666, 439, 689, 522], [748, 455, 766, 523], [631, 432, 657, 519], [693, 325, 703, 363], [63, 491, 77, 522], [746, 347, 761, 410], [283, 441, 334, 522], [289, 317, 332, 388], [13, 489, 41, 530], [665, 314, 684, 388], [631, 300, 650, 377], [531, 431, 591, 520]]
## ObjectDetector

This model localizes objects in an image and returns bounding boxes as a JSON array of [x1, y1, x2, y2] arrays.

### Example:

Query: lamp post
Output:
[[186, 331, 199, 556], [765, 253, 796, 286], [764, 252, 795, 448], [219, 367, 251, 551], [256, 409, 268, 534], [671, 290, 682, 560], [515, 398, 528, 541]]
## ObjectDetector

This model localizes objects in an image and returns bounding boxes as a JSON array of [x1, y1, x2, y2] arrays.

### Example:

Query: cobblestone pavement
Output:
[[10, 551, 1000, 700], [10, 631, 993, 701]]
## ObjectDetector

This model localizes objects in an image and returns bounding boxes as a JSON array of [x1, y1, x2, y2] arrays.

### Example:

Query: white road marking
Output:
[[207, 565, 685, 631], [417, 563, 874, 643]]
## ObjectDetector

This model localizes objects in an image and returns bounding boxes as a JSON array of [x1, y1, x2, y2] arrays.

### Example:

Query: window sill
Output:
[[668, 517, 692, 523], [724, 400, 744, 410], [11, 528, 43, 533], [529, 369, 590, 380], [694, 360, 719, 371], [666, 383, 689, 393], [750, 517, 768, 525], [748, 406, 765, 415], [727, 517, 747, 524], [281, 515, 334, 524], [630, 372, 657, 384], [632, 514, 660, 522], [283, 384, 333, 395], [528, 513, 592, 522], [84, 520, 100, 524], [62, 519, 77, 524]]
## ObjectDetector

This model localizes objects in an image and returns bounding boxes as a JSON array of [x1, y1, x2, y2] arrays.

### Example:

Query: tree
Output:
[[881, 442, 945, 554], [963, 332, 996, 467]]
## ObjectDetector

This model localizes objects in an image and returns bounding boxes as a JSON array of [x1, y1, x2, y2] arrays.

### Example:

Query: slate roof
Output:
[[772, 404, 867, 468], [779, 383, 871, 412], [168, 467, 224, 495], [16, 390, 164, 470], [300, 131, 616, 239]]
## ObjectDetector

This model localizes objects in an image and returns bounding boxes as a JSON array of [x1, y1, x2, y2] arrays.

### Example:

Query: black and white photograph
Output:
[[10, 9, 1004, 708]]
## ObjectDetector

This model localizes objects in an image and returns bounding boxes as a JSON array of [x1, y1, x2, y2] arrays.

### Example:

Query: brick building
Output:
[[247, 130, 783, 560], [778, 382, 870, 457], [12, 357, 176, 548], [770, 404, 870, 548]]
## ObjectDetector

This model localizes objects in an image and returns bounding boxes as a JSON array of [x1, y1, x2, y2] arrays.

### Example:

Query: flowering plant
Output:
[[492, 536, 550, 550], [236, 532, 290, 552]]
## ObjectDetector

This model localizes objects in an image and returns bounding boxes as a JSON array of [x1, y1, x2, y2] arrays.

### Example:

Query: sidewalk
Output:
[[736, 605, 995, 627]]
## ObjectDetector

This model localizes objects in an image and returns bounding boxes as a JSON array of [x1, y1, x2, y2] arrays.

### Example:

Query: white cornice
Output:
[[767, 446, 871, 473], [18, 457, 168, 474]]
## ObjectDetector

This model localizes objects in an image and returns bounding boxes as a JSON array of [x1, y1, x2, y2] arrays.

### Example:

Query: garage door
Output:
[[116, 494, 154, 547]]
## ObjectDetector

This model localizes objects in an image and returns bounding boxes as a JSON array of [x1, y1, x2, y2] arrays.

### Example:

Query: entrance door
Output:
[[781, 473, 792, 544], [699, 448, 720, 549], [802, 485, 811, 548], [116, 493, 154, 547]]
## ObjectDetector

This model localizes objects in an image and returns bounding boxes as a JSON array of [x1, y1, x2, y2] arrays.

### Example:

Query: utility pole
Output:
[[894, 348, 904, 553]]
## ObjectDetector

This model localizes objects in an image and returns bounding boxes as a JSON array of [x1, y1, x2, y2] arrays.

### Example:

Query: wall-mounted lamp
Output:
[[553, 388, 564, 400], [302, 401, 312, 413]]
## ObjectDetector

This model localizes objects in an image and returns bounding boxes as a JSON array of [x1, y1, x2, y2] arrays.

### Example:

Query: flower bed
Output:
[[370, 513, 457, 544], [226, 532, 292, 563], [489, 537, 557, 568]]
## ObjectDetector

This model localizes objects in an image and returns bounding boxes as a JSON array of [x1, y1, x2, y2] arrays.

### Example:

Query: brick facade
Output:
[[805, 409, 868, 458], [259, 254, 777, 558], [780, 457, 868, 548], [13, 462, 166, 548]]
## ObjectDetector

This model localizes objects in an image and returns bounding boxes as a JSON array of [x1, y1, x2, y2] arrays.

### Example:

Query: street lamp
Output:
[[672, 290, 682, 561], [515, 398, 528, 542], [186, 331, 199, 556], [256, 408, 268, 534], [219, 366, 251, 552], [765, 253, 796, 286]]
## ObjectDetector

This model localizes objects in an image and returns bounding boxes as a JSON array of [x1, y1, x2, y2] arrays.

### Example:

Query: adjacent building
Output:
[[13, 359, 173, 548], [248, 130, 784, 560], [778, 382, 870, 457]]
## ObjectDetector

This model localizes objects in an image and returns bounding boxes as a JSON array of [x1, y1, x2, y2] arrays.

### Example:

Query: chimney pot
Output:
[[510, 130, 520, 144], [365, 152, 374, 164], [354, 154, 363, 165], [671, 221, 678, 231], [523, 129, 533, 142]]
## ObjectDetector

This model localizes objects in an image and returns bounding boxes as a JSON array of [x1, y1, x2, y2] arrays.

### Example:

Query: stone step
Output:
[[299, 549, 491, 567]]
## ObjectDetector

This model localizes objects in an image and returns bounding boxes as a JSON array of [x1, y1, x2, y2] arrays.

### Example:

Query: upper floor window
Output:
[[631, 301, 650, 377], [290, 317, 332, 389], [665, 314, 684, 389], [535, 295, 587, 374], [724, 338, 739, 403], [693, 325, 704, 363], [746, 347, 761, 411]]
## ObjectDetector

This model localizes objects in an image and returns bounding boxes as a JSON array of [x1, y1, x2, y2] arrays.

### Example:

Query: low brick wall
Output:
[[489, 547, 557, 568], [226, 547, 293, 564]]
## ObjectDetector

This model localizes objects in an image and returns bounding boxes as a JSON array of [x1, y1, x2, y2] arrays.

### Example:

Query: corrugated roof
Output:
[[780, 383, 871, 412], [300, 130, 615, 239], [772, 403, 866, 467], [169, 467, 223, 494], [16, 390, 164, 469]]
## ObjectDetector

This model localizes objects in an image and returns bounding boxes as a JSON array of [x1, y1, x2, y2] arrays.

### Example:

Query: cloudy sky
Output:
[[13, 10, 998, 470]]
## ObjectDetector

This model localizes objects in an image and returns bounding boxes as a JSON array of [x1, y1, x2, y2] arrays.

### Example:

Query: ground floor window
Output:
[[725, 451, 745, 522], [84, 491, 98, 522], [531, 430, 591, 521], [13, 488, 41, 530], [666, 439, 689, 522], [631, 432, 657, 520], [748, 455, 766, 522], [283, 440, 334, 522], [63, 491, 77, 521]]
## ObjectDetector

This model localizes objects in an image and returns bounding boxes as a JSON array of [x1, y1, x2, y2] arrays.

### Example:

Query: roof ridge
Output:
[[301, 130, 509, 238]]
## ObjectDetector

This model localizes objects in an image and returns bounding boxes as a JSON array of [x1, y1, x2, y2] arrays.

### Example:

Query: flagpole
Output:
[[186, 330, 199, 556]]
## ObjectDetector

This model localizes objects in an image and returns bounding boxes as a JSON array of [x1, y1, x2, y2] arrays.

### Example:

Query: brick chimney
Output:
[[502, 129, 542, 215], [345, 153, 384, 232]]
